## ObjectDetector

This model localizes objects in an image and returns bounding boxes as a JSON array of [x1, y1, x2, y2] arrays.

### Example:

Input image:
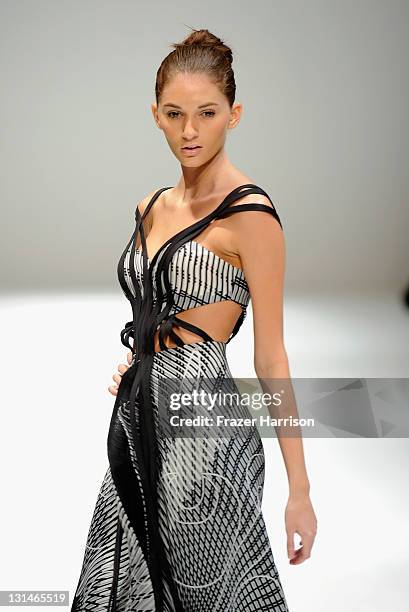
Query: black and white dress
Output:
[[71, 183, 290, 611]]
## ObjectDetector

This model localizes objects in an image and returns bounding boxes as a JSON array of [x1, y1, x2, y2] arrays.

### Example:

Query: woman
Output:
[[72, 28, 317, 612]]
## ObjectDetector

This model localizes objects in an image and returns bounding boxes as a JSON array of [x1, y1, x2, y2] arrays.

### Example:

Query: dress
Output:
[[71, 183, 289, 612]]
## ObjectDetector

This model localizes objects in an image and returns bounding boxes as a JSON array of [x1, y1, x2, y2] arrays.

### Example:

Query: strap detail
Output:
[[120, 320, 135, 350], [157, 314, 214, 351], [136, 186, 173, 222], [226, 307, 247, 344], [173, 316, 214, 341], [129, 183, 281, 355], [219, 203, 283, 229]]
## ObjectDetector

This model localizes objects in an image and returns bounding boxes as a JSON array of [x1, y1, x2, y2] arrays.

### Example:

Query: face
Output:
[[151, 72, 242, 165]]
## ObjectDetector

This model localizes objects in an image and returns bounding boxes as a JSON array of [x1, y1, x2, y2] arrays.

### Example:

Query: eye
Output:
[[166, 110, 216, 119]]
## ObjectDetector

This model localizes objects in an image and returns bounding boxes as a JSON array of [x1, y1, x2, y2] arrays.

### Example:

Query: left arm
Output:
[[230, 195, 318, 565]]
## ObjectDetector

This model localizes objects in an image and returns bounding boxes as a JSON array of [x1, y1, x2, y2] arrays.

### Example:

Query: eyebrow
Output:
[[163, 102, 219, 109]]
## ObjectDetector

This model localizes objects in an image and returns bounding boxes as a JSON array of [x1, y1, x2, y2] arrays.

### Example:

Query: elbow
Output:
[[254, 349, 289, 378]]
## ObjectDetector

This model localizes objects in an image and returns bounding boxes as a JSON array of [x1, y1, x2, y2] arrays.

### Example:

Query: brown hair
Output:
[[155, 27, 236, 107]]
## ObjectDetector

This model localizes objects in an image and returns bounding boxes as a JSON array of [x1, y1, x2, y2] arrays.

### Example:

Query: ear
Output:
[[151, 103, 161, 129], [228, 102, 243, 130]]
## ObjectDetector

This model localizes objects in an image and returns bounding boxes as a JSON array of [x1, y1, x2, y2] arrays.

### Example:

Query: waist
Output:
[[133, 339, 229, 371]]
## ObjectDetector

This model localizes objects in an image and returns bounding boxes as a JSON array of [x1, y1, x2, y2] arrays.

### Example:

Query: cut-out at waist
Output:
[[152, 300, 244, 353]]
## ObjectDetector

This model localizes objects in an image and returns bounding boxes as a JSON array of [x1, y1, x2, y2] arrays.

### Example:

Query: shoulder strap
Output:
[[220, 183, 274, 205], [135, 183, 281, 225], [218, 203, 282, 229], [216, 184, 283, 229], [135, 186, 173, 221]]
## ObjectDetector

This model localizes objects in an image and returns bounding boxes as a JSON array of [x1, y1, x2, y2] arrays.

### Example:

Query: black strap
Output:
[[136, 186, 173, 222], [157, 314, 214, 350], [218, 202, 282, 229], [227, 308, 246, 344]]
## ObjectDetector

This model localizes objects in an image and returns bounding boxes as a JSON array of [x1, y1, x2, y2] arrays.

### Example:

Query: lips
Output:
[[182, 146, 201, 150]]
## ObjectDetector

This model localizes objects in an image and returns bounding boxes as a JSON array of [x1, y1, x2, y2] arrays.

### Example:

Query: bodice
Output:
[[122, 239, 250, 317], [117, 183, 282, 356]]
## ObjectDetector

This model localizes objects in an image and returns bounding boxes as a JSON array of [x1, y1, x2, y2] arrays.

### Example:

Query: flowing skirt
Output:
[[71, 340, 289, 611]]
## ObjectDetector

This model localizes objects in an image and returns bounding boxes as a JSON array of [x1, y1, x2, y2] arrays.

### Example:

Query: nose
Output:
[[181, 116, 199, 139]]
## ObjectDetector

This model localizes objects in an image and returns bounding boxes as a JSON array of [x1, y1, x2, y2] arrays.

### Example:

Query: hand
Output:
[[108, 351, 133, 396], [285, 493, 317, 564]]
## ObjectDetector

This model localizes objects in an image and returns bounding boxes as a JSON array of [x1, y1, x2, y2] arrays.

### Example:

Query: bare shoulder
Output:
[[135, 187, 163, 217], [227, 191, 282, 229], [226, 190, 283, 256]]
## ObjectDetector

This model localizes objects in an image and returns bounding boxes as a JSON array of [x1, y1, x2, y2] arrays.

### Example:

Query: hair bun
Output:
[[172, 27, 233, 64]]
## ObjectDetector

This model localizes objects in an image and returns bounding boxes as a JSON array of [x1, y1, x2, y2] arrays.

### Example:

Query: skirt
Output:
[[71, 340, 289, 612]]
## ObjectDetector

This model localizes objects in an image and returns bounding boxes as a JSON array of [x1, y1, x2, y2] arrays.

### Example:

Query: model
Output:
[[72, 27, 317, 612]]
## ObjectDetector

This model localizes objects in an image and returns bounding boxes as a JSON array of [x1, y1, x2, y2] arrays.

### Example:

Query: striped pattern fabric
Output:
[[132, 240, 250, 313], [71, 184, 289, 611]]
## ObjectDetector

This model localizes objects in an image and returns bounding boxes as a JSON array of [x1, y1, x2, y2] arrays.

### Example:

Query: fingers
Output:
[[108, 357, 131, 396], [108, 384, 118, 396], [286, 530, 296, 560], [117, 363, 128, 376], [289, 543, 308, 565], [110, 365, 126, 391], [296, 534, 314, 561], [288, 533, 315, 565], [289, 546, 304, 564]]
